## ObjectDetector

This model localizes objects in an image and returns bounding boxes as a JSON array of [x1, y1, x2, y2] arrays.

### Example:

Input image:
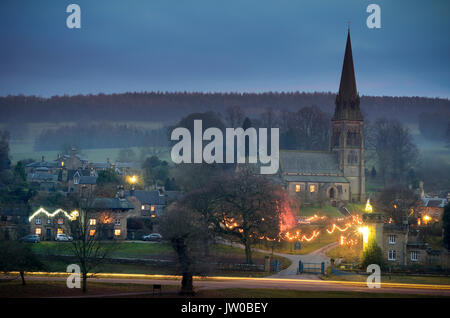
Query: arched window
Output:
[[329, 188, 335, 199]]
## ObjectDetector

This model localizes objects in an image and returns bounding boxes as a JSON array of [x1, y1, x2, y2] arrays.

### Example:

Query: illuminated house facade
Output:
[[362, 210, 450, 269], [279, 30, 365, 204], [29, 195, 134, 241]]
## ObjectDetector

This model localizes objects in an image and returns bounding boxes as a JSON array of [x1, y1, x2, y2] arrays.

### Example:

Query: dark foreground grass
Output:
[[1, 280, 444, 298], [194, 288, 447, 298], [0, 280, 179, 298]]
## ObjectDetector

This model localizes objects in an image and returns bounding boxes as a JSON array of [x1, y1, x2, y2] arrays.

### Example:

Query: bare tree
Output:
[[213, 166, 283, 264], [159, 203, 206, 295], [367, 118, 419, 186], [68, 193, 117, 293]]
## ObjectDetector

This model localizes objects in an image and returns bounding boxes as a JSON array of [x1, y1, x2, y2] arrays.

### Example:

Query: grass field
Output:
[[298, 204, 342, 217], [326, 244, 362, 263], [255, 229, 339, 255], [29, 241, 291, 277], [0, 280, 179, 298], [1, 121, 171, 163]]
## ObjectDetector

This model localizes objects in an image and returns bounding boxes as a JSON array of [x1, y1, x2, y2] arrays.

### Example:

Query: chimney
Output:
[[71, 146, 76, 157], [118, 185, 125, 199], [130, 186, 135, 196], [41, 156, 45, 162]]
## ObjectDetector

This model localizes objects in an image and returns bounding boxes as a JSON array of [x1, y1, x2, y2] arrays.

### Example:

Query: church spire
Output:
[[333, 29, 363, 121]]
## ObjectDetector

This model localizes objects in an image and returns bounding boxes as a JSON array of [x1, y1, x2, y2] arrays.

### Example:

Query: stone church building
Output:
[[279, 30, 365, 204]]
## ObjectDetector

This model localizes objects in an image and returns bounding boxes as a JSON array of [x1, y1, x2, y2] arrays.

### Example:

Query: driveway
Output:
[[218, 238, 338, 280]]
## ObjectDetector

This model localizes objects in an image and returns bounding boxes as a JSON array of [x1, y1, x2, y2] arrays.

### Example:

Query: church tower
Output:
[[330, 29, 365, 202]]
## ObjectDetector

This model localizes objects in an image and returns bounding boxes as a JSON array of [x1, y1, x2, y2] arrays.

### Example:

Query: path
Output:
[[218, 238, 338, 280]]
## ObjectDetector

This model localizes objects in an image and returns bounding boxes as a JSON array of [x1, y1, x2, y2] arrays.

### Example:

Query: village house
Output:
[[125, 188, 183, 219], [363, 209, 450, 270], [28, 192, 134, 241], [417, 197, 447, 222]]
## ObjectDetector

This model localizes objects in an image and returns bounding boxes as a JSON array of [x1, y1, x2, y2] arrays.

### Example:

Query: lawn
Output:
[[254, 230, 339, 255], [298, 204, 343, 217], [326, 244, 362, 263], [30, 241, 174, 259], [30, 241, 292, 277], [0, 280, 179, 298]]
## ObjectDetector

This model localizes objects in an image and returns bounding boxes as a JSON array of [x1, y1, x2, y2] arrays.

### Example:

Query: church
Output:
[[279, 30, 365, 205]]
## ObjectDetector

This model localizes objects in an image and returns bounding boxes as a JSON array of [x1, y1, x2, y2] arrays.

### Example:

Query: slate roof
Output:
[[79, 176, 97, 185], [26, 161, 58, 168], [125, 190, 166, 205], [68, 169, 92, 181], [90, 162, 110, 169], [421, 198, 447, 208], [279, 150, 341, 175], [91, 197, 134, 210], [28, 173, 58, 182], [283, 175, 349, 183]]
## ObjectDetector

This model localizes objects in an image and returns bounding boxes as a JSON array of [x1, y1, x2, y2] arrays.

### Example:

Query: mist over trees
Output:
[[1, 92, 448, 125], [366, 118, 419, 186], [34, 122, 168, 151], [418, 112, 450, 142]]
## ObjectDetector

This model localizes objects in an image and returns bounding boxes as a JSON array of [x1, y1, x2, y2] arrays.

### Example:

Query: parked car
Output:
[[20, 234, 40, 243], [142, 233, 162, 242], [55, 234, 73, 241]]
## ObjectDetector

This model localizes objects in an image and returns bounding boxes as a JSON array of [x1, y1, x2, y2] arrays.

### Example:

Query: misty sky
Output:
[[0, 0, 449, 98]]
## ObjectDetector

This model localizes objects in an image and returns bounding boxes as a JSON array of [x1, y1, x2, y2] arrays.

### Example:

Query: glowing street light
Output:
[[127, 175, 138, 184], [358, 226, 369, 249]]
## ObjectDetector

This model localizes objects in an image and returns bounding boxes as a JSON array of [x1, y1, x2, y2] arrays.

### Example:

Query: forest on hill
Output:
[[0, 92, 449, 124]]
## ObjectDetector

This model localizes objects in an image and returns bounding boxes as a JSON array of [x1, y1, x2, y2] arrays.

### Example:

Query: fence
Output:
[[298, 261, 325, 275]]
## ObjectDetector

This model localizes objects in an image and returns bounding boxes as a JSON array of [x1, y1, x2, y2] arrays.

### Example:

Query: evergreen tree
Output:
[[361, 238, 385, 270]]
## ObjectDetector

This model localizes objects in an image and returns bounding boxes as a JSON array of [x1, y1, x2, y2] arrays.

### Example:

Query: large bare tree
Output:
[[159, 203, 206, 295], [213, 166, 283, 264], [68, 193, 117, 293]]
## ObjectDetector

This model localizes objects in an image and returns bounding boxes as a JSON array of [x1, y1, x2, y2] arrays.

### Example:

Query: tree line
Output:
[[1, 92, 448, 124]]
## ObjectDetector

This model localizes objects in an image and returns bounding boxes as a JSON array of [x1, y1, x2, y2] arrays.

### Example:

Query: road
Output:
[[17, 275, 450, 297]]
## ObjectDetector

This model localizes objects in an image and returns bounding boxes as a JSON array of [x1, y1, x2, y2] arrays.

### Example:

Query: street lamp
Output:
[[126, 175, 138, 185]]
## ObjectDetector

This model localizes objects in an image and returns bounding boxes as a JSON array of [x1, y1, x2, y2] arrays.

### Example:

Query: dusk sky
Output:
[[0, 0, 449, 98]]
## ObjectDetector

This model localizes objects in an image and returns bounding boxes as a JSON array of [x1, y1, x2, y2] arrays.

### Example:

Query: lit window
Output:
[[35, 228, 41, 235], [57, 228, 63, 234], [411, 251, 418, 262], [295, 184, 301, 192], [151, 205, 155, 212], [35, 218, 41, 225], [89, 219, 96, 226], [309, 185, 316, 193], [61, 161, 64, 167], [115, 219, 121, 225], [141, 205, 145, 210], [389, 235, 396, 245], [388, 250, 396, 261], [57, 218, 64, 225], [114, 229, 121, 236], [89, 229, 96, 236]]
